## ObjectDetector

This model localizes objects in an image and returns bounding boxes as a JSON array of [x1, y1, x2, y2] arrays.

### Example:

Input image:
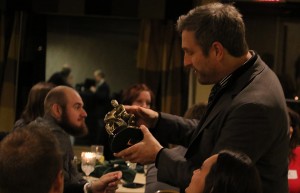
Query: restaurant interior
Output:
[[1, 0, 300, 132], [1, 1, 300, 193]]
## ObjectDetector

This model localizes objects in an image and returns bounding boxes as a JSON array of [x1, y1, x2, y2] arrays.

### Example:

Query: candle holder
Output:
[[81, 152, 96, 180], [104, 100, 143, 153]]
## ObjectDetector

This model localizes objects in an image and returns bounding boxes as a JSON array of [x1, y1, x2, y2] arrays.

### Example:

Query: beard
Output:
[[58, 110, 88, 137]]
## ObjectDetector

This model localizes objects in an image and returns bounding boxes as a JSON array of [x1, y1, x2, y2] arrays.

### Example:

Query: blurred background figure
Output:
[[0, 124, 64, 193], [14, 82, 55, 130], [183, 103, 207, 121], [288, 107, 300, 193], [121, 83, 154, 109], [295, 56, 300, 97], [75, 78, 96, 146], [185, 149, 262, 193], [85, 69, 112, 159], [278, 74, 298, 100], [48, 64, 73, 87]]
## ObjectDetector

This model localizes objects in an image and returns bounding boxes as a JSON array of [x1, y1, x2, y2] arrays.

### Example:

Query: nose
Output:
[[81, 108, 87, 117], [184, 54, 192, 68]]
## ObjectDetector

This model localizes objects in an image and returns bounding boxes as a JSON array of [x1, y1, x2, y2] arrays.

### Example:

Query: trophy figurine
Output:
[[104, 100, 143, 153]]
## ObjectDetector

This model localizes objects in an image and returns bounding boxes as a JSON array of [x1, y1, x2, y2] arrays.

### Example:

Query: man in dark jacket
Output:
[[114, 3, 289, 193]]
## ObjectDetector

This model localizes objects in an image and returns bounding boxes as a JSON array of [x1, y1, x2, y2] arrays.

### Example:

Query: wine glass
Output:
[[81, 152, 96, 180]]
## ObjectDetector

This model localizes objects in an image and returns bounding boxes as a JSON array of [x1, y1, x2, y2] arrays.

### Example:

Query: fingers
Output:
[[109, 171, 122, 180], [101, 171, 122, 184], [114, 145, 134, 158], [113, 125, 151, 162], [92, 172, 121, 193], [124, 105, 138, 113], [140, 125, 150, 135]]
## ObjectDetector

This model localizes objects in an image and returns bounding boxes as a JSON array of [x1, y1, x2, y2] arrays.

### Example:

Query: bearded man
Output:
[[33, 86, 121, 193]]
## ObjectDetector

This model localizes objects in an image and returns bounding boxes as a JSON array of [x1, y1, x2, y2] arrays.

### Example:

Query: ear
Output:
[[211, 41, 224, 61], [51, 104, 63, 120], [49, 170, 64, 193]]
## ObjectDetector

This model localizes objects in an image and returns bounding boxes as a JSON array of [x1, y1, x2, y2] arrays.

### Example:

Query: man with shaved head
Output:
[[34, 86, 121, 193]]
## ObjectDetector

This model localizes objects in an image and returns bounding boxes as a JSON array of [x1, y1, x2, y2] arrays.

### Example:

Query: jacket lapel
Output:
[[185, 55, 266, 157]]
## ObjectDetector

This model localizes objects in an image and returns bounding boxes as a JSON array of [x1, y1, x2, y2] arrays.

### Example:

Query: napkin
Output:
[[90, 159, 137, 183]]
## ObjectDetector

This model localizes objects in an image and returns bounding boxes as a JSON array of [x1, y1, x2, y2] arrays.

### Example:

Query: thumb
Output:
[[101, 171, 122, 183], [140, 125, 150, 136]]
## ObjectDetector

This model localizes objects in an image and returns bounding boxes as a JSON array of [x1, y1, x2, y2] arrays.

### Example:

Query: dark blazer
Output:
[[154, 53, 289, 193]]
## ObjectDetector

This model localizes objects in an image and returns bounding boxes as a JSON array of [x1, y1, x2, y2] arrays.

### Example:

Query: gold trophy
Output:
[[104, 100, 143, 153]]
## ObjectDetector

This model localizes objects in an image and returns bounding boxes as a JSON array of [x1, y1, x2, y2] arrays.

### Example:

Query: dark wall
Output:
[[16, 13, 47, 119]]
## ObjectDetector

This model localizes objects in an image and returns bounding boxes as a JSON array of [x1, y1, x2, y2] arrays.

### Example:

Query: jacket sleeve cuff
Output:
[[155, 147, 166, 168]]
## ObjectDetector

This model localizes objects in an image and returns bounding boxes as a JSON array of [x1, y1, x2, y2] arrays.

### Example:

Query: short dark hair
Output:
[[0, 123, 62, 193], [44, 86, 68, 115], [203, 150, 262, 193], [176, 3, 248, 57]]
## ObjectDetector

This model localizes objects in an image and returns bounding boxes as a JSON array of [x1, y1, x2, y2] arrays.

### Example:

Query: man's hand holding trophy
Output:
[[104, 100, 143, 153]]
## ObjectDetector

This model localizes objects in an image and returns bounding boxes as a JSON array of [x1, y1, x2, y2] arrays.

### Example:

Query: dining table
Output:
[[116, 172, 145, 193], [85, 170, 145, 193]]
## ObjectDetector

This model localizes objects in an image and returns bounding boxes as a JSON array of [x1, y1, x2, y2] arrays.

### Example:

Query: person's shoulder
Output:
[[13, 119, 26, 130], [32, 117, 65, 133]]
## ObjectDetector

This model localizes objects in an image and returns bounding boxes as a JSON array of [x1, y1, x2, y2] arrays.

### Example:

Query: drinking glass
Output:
[[81, 152, 96, 180], [91, 145, 105, 164]]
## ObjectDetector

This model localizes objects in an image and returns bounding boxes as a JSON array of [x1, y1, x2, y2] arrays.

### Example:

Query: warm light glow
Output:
[[295, 96, 299, 101], [81, 152, 95, 159]]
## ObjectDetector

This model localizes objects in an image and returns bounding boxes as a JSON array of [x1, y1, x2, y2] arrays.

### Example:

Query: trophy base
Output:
[[110, 127, 143, 153]]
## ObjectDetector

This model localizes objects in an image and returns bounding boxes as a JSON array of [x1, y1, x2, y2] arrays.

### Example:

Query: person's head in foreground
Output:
[[0, 124, 63, 193], [185, 150, 262, 193]]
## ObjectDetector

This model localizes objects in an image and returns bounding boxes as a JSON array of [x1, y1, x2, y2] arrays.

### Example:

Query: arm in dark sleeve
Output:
[[152, 112, 199, 147]]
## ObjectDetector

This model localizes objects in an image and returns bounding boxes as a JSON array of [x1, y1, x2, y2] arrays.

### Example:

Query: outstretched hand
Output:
[[114, 125, 163, 165], [124, 105, 159, 128], [92, 171, 122, 193]]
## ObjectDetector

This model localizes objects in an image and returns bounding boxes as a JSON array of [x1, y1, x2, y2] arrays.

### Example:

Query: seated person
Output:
[[287, 107, 300, 193], [0, 124, 64, 193], [34, 85, 122, 193], [14, 81, 55, 130], [185, 149, 262, 193]]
